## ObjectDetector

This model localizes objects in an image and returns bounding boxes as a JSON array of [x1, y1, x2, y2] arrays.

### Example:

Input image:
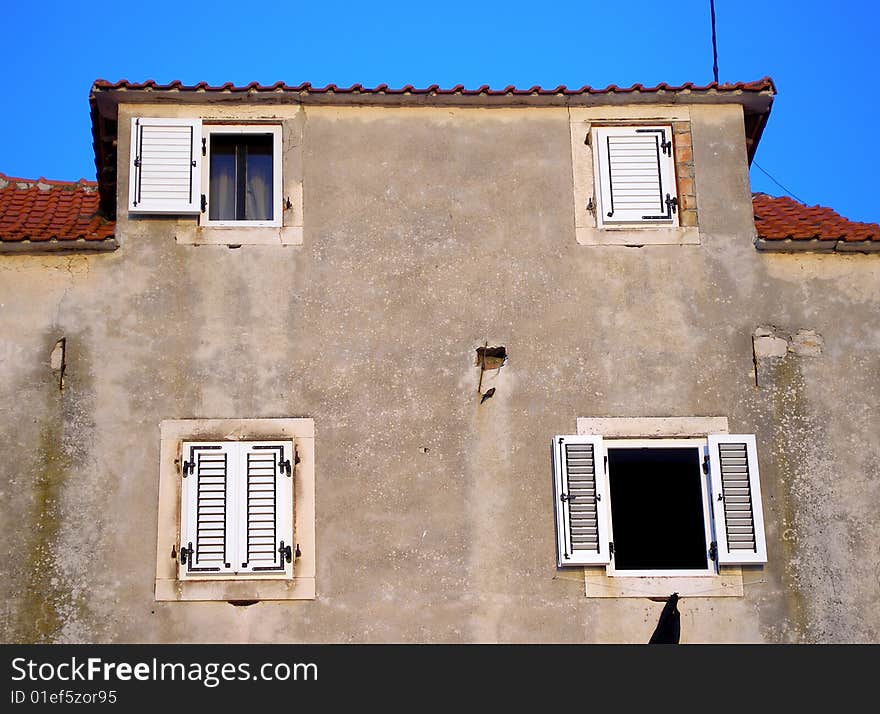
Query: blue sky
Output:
[[3, 1, 878, 221]]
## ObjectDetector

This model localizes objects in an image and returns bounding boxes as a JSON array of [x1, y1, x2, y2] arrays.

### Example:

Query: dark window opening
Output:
[[608, 447, 708, 571], [209, 134, 274, 221]]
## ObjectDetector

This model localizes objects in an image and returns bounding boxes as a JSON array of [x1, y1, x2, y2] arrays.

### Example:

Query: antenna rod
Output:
[[710, 0, 719, 83]]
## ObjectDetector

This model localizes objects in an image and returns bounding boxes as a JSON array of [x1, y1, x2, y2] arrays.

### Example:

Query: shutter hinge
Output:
[[279, 541, 293, 563], [666, 194, 678, 215], [586, 197, 595, 215], [279, 458, 292, 477], [133, 156, 141, 168], [702, 454, 710, 475], [182, 459, 195, 477], [200, 194, 207, 213], [709, 541, 718, 562], [560, 493, 575, 503], [661, 137, 672, 156], [295, 543, 302, 559], [180, 542, 193, 565], [609, 541, 615, 556], [201, 137, 206, 156]]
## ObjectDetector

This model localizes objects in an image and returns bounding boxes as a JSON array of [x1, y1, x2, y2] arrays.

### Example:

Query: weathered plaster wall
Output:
[[1, 102, 878, 643]]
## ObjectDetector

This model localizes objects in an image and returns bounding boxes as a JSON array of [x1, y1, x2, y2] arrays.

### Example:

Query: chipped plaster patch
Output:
[[790, 329, 824, 357]]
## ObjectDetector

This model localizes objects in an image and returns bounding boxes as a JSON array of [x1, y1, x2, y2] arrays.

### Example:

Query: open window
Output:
[[200, 125, 282, 227], [552, 433, 767, 575], [128, 118, 282, 226]]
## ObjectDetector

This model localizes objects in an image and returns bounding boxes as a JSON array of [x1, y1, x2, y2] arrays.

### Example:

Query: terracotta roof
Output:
[[753, 194, 880, 253], [0, 173, 117, 252], [92, 77, 776, 96]]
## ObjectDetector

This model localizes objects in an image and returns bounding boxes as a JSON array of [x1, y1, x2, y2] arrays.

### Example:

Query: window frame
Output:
[[199, 124, 283, 228], [602, 438, 716, 578]]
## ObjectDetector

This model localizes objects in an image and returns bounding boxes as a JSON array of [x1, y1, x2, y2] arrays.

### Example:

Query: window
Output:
[[179, 440, 294, 580], [156, 419, 315, 602], [552, 433, 767, 575], [201, 125, 282, 227], [591, 125, 679, 228], [570, 114, 700, 246], [128, 119, 282, 227]]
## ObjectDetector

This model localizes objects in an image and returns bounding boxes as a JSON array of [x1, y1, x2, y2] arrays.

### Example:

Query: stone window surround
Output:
[[575, 416, 745, 598], [570, 106, 699, 247], [155, 418, 316, 602]]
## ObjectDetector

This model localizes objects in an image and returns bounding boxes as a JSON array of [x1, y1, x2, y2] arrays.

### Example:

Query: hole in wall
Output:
[[475, 345, 507, 370], [49, 337, 66, 391], [227, 600, 259, 607]]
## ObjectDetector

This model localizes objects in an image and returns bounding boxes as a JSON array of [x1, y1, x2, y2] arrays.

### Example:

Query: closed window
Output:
[[179, 440, 295, 580], [592, 125, 679, 228], [157, 419, 315, 602], [552, 434, 767, 574]]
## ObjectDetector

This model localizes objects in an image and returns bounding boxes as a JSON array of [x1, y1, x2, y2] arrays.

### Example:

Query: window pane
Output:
[[608, 448, 708, 571], [208, 133, 274, 221], [209, 137, 238, 221], [243, 136, 273, 221]]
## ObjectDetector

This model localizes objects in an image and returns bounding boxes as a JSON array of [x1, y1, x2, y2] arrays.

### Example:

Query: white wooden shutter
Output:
[[552, 435, 610, 566], [593, 125, 678, 225], [129, 117, 202, 214], [180, 441, 235, 577], [236, 441, 295, 576], [707, 434, 768, 564]]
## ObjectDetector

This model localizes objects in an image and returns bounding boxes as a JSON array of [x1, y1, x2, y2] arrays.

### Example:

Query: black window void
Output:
[[209, 134, 274, 221], [607, 448, 709, 571]]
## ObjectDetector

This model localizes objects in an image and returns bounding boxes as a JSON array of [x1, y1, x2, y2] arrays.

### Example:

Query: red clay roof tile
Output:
[[0, 173, 116, 248], [92, 77, 776, 96], [753, 193, 880, 243]]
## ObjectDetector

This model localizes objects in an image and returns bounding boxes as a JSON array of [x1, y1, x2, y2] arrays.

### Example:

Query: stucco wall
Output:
[[1, 101, 878, 643]]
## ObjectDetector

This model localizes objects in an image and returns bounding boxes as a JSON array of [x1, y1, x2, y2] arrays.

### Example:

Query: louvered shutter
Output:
[[593, 125, 678, 225], [129, 117, 202, 214], [180, 442, 235, 577], [552, 435, 610, 566], [236, 441, 295, 575], [707, 434, 768, 564]]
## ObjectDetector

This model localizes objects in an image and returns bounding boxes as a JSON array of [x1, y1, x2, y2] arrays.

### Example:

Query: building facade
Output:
[[1, 78, 878, 643]]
